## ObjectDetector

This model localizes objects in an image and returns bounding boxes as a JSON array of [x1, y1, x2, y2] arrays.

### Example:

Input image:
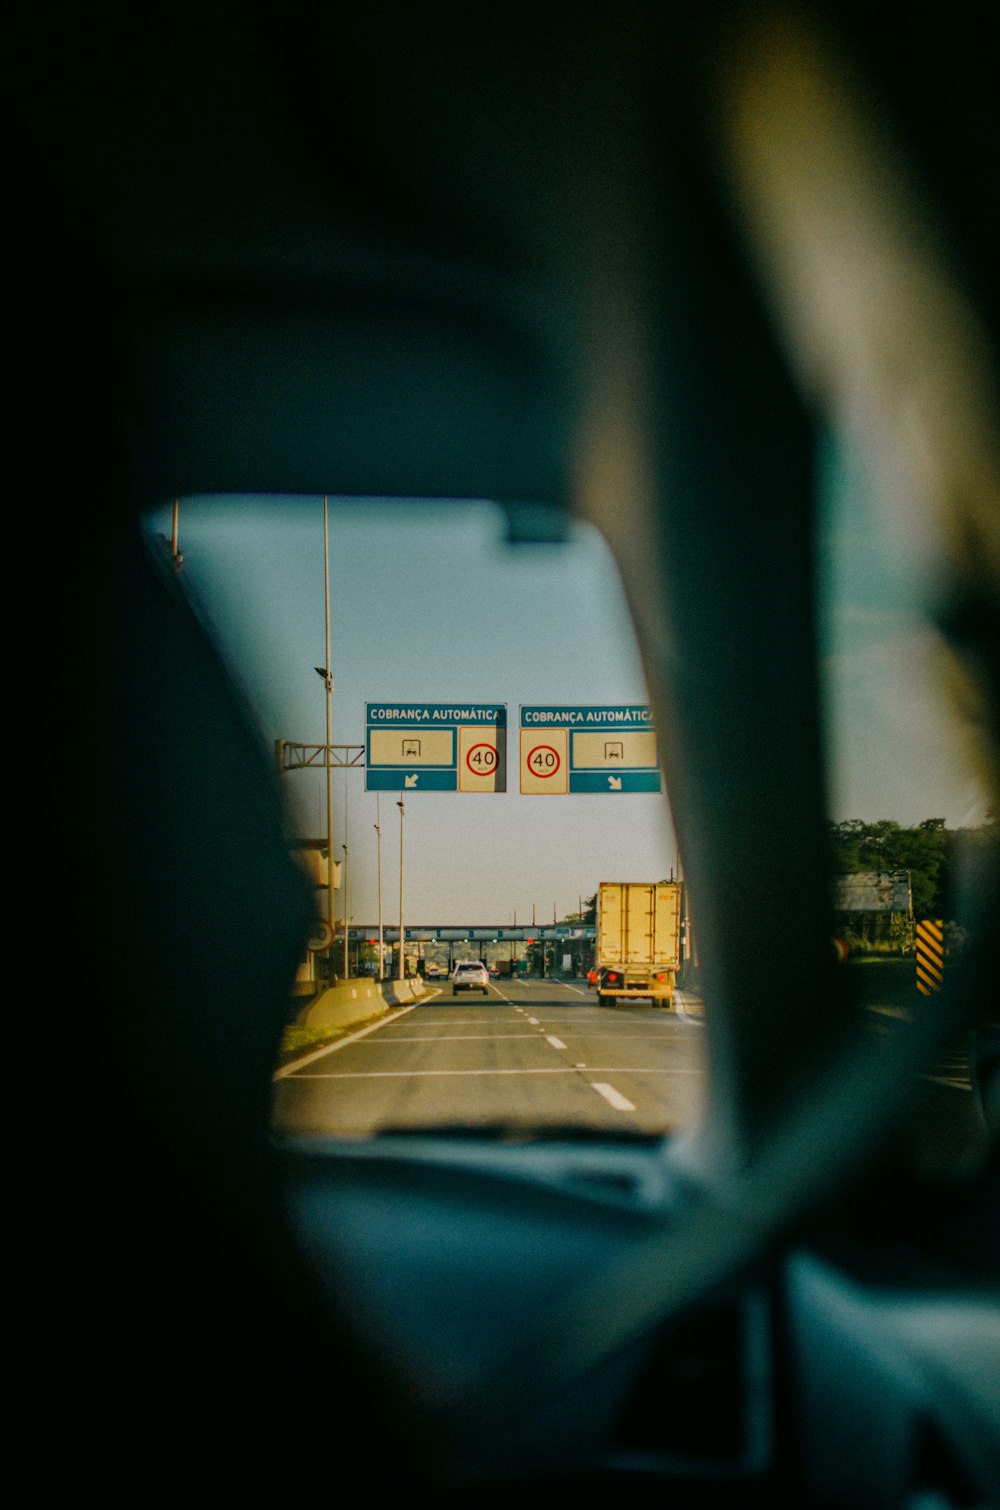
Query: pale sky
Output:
[[151, 496, 678, 926], [148, 462, 990, 928], [816, 433, 991, 831]]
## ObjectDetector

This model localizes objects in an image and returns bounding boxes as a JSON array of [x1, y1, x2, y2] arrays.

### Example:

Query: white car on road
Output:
[[451, 961, 490, 995]]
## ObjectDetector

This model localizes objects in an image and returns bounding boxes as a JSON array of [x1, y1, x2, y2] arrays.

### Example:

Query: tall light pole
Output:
[[342, 759, 350, 978], [396, 797, 405, 981], [342, 842, 350, 979], [374, 795, 383, 980], [316, 496, 335, 972]]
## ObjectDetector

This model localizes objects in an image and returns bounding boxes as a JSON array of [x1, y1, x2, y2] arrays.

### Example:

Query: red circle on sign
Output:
[[527, 744, 561, 778], [465, 742, 498, 776]]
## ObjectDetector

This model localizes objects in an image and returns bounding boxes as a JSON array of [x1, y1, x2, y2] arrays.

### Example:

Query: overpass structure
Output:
[[303, 921, 598, 986], [341, 924, 596, 943]]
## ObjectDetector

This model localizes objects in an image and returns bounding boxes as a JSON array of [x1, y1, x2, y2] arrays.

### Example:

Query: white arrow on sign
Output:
[[608, 776, 622, 790], [405, 773, 419, 787]]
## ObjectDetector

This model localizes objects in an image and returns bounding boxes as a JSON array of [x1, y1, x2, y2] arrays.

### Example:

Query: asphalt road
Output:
[[272, 975, 706, 1138]]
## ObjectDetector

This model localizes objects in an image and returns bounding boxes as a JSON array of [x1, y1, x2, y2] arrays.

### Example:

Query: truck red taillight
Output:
[[606, 972, 618, 983]]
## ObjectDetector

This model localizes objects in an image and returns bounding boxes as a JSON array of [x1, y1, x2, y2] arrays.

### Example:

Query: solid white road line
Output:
[[289, 1064, 704, 1079], [290, 1067, 620, 1080], [674, 989, 705, 1024], [354, 1032, 540, 1042], [272, 1003, 419, 1077]]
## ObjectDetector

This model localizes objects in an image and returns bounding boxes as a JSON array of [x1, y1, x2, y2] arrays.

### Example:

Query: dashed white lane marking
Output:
[[557, 982, 588, 996], [590, 1082, 637, 1112], [545, 1035, 567, 1050], [527, 1017, 539, 1025]]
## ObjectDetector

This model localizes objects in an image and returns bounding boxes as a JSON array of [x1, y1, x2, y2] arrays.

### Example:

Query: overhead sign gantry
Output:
[[366, 703, 507, 792], [519, 705, 662, 793]]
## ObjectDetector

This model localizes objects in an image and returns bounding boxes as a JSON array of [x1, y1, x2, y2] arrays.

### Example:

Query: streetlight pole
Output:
[[374, 795, 383, 981], [396, 797, 405, 981], [342, 761, 350, 978], [342, 842, 349, 979], [320, 496, 335, 972]]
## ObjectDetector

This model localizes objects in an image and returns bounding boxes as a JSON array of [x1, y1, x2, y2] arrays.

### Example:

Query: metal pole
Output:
[[322, 497, 335, 970], [342, 765, 350, 978], [342, 843, 349, 979], [396, 798, 405, 980], [375, 795, 383, 980]]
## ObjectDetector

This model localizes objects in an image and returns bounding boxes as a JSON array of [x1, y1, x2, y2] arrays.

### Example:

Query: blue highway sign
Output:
[[519, 706, 661, 793], [366, 703, 507, 792]]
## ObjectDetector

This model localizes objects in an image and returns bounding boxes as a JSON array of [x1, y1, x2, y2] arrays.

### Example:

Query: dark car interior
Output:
[[13, 2, 998, 1505]]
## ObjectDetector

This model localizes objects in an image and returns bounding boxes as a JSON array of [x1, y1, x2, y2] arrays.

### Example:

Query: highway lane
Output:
[[272, 975, 705, 1138]]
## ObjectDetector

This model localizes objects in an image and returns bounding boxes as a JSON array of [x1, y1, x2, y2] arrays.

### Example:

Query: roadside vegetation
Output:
[[829, 816, 998, 956], [277, 1015, 388, 1067]]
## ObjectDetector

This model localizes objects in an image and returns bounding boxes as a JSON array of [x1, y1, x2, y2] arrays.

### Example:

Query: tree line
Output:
[[828, 816, 998, 921], [564, 818, 998, 952]]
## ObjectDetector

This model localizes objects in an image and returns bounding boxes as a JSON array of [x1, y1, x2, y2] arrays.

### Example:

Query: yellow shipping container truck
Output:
[[596, 881, 682, 1007]]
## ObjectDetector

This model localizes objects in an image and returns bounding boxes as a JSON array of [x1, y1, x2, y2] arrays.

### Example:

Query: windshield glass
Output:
[[146, 495, 706, 1141], [817, 429, 996, 1173]]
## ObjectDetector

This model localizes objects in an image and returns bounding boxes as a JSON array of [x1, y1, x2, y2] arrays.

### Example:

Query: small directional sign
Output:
[[519, 707, 661, 793], [366, 704, 507, 792], [305, 918, 333, 952]]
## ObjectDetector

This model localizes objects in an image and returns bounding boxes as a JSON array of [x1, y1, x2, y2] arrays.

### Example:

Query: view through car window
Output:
[[817, 430, 996, 1169], [147, 496, 706, 1140]]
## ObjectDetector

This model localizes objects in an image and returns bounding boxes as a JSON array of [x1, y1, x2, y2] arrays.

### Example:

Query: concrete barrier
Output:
[[296, 978, 430, 1031]]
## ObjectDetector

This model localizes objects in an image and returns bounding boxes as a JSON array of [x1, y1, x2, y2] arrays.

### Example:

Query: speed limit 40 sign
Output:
[[520, 727, 569, 793], [458, 724, 506, 792]]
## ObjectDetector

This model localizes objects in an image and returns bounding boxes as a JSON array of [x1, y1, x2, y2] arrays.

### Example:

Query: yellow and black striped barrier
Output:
[[915, 919, 944, 996]]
